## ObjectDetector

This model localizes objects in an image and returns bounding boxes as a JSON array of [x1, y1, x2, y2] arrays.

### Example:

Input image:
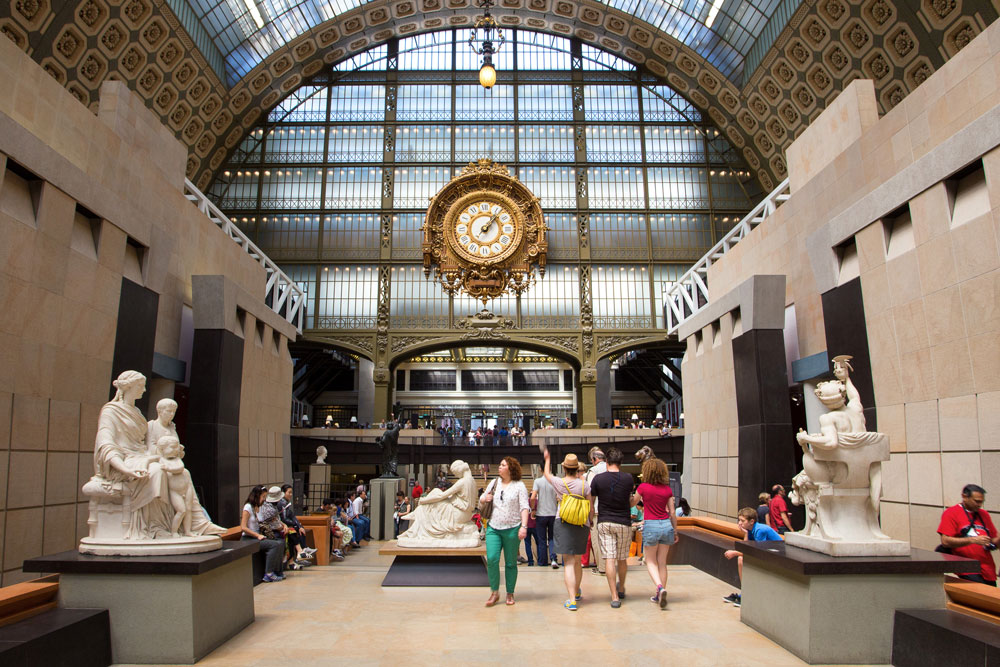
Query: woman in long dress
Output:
[[397, 460, 479, 546]]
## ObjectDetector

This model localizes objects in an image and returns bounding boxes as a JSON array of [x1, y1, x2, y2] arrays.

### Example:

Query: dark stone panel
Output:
[[821, 277, 876, 431], [892, 609, 1000, 667], [23, 540, 258, 575], [737, 542, 980, 576], [110, 278, 158, 415], [737, 424, 765, 509], [732, 331, 764, 426], [0, 608, 111, 667], [762, 422, 797, 496], [187, 329, 244, 526], [755, 330, 792, 425]]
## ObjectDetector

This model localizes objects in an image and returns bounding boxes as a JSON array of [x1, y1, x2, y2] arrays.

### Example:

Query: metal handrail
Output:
[[183, 179, 305, 333], [664, 177, 791, 334]]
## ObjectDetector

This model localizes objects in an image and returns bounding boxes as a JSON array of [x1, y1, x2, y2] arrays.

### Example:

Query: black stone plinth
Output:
[[22, 540, 259, 576], [736, 541, 979, 576], [0, 608, 111, 667], [893, 609, 1000, 667], [382, 555, 489, 587]]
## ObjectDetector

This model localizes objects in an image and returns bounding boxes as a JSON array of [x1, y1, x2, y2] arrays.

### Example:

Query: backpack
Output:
[[558, 478, 590, 526]]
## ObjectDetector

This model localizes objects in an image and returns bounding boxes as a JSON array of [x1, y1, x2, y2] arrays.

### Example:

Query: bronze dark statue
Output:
[[377, 421, 402, 478]]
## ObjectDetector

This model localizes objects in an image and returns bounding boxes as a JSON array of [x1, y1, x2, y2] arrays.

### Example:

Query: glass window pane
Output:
[[390, 264, 449, 328], [399, 32, 453, 70], [518, 85, 573, 121], [324, 166, 381, 208], [317, 265, 378, 328], [391, 213, 423, 260], [643, 126, 703, 163], [518, 166, 576, 208], [456, 85, 515, 121], [260, 167, 323, 209], [322, 213, 379, 260], [269, 86, 328, 122], [590, 214, 647, 260], [647, 167, 710, 209], [518, 125, 574, 162], [393, 166, 453, 209], [328, 85, 385, 122], [259, 214, 320, 258], [455, 125, 514, 162], [398, 85, 452, 121], [521, 264, 580, 328], [584, 85, 639, 122], [586, 125, 642, 163], [263, 126, 327, 163], [592, 265, 650, 328], [327, 126, 383, 162], [588, 167, 645, 209], [396, 126, 452, 162]]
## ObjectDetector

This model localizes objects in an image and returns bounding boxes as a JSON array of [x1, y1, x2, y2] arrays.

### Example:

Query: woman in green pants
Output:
[[479, 456, 530, 606]]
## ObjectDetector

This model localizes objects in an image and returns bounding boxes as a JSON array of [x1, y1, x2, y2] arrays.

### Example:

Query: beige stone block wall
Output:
[[238, 312, 294, 503], [682, 311, 740, 521], [0, 38, 292, 581]]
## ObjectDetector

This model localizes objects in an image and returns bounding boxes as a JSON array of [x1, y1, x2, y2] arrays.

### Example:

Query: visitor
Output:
[[635, 457, 677, 609], [278, 484, 316, 565], [590, 447, 635, 608], [675, 497, 691, 517], [520, 492, 537, 566], [769, 484, 792, 534], [584, 447, 608, 573], [757, 492, 771, 526], [630, 500, 644, 562], [479, 456, 530, 607], [345, 492, 364, 547], [240, 486, 286, 582], [531, 470, 559, 568], [938, 484, 998, 585], [541, 449, 591, 610], [411, 479, 423, 501], [722, 507, 783, 606], [394, 491, 412, 537], [353, 490, 373, 541]]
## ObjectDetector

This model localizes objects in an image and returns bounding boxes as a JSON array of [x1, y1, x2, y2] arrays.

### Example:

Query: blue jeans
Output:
[[523, 529, 537, 565], [350, 517, 367, 543], [535, 515, 556, 564]]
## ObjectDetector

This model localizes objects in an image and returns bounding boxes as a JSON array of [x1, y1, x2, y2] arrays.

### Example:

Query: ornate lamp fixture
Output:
[[468, 0, 506, 89]]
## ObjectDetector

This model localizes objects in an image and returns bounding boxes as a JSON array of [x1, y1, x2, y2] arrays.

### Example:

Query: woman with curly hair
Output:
[[478, 456, 530, 607], [635, 457, 677, 609]]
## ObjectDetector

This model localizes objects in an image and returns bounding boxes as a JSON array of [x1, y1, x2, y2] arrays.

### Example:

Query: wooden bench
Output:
[[298, 515, 332, 565], [944, 574, 1000, 625], [666, 516, 744, 588], [0, 575, 60, 628]]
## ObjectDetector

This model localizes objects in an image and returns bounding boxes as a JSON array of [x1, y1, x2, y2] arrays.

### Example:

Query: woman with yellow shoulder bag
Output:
[[542, 449, 592, 611]]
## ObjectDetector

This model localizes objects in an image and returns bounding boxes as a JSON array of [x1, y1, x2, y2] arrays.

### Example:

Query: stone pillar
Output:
[[595, 357, 612, 428], [577, 368, 598, 429], [357, 357, 375, 426]]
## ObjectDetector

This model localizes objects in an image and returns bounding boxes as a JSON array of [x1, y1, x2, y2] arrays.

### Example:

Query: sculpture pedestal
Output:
[[784, 530, 909, 556], [379, 540, 488, 587], [24, 540, 258, 664], [736, 541, 979, 665], [79, 534, 222, 556], [307, 463, 331, 509], [370, 477, 402, 540]]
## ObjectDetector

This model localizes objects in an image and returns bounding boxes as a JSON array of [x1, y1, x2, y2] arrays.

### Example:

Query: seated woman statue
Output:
[[397, 460, 480, 548]]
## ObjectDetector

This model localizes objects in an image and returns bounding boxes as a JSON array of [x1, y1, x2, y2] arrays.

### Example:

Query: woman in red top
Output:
[[634, 457, 677, 609]]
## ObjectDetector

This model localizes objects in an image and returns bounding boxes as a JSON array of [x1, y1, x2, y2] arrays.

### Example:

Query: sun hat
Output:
[[266, 486, 283, 503], [561, 453, 581, 470]]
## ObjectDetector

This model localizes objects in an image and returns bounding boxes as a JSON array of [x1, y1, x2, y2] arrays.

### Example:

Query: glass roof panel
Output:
[[183, 0, 796, 85]]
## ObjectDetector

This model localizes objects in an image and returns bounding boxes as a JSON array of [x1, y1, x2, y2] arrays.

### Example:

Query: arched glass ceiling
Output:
[[182, 0, 794, 85]]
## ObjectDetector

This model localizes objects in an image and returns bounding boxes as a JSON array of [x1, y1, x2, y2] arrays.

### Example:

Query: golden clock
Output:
[[423, 160, 547, 304]]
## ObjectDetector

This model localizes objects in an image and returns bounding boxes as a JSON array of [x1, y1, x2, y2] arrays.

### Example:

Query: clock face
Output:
[[448, 196, 520, 263]]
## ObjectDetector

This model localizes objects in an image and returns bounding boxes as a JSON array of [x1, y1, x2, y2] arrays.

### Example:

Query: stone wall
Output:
[[0, 37, 292, 582], [678, 18, 1000, 564]]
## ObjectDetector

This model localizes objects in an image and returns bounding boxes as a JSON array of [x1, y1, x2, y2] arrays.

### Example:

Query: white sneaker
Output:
[[302, 547, 317, 556]]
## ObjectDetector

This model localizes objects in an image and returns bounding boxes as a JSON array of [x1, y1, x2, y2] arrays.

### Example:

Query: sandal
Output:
[[485, 592, 500, 607], [506, 594, 515, 606]]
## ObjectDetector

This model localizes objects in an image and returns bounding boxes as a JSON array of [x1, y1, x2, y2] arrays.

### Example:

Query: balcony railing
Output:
[[183, 179, 305, 333], [664, 177, 791, 334]]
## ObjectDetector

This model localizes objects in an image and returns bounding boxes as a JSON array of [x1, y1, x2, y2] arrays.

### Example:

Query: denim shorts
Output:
[[642, 519, 676, 546]]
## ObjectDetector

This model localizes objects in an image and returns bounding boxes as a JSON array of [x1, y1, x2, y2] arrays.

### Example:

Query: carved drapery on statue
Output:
[[397, 460, 480, 548], [785, 355, 909, 556]]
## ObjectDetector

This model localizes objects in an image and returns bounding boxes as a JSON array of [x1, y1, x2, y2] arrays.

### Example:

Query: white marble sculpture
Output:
[[397, 460, 480, 548], [785, 356, 909, 556], [316, 445, 328, 464], [146, 398, 178, 451], [80, 371, 225, 555]]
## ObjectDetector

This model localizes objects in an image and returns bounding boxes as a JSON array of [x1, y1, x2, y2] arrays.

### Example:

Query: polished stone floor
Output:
[[126, 543, 865, 666]]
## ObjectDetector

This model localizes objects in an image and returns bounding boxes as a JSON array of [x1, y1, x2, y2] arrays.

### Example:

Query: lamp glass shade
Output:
[[479, 63, 497, 88], [631, 413, 639, 421], [655, 412, 663, 419]]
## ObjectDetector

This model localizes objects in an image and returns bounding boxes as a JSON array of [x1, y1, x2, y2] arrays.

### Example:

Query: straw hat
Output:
[[265, 486, 283, 503], [561, 453, 581, 470]]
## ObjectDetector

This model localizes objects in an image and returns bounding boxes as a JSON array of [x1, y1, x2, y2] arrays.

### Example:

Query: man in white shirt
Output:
[[348, 491, 372, 543], [585, 447, 607, 574]]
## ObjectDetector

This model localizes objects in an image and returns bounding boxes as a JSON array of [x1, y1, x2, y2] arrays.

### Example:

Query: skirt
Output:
[[553, 518, 589, 555]]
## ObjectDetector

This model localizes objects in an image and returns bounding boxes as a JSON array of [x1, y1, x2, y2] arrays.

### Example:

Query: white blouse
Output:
[[486, 479, 530, 530]]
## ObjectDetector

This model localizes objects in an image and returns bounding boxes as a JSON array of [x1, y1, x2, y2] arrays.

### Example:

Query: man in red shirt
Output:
[[769, 484, 793, 535], [938, 484, 999, 586], [411, 479, 423, 501]]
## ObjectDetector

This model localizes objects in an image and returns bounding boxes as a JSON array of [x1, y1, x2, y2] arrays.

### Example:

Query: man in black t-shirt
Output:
[[590, 447, 637, 608]]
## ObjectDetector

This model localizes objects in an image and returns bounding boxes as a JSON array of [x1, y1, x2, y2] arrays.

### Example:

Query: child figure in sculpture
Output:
[[157, 435, 197, 537]]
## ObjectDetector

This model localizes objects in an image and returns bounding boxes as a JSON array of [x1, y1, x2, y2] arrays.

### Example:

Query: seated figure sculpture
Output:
[[80, 371, 224, 555], [397, 460, 480, 548], [785, 355, 908, 556]]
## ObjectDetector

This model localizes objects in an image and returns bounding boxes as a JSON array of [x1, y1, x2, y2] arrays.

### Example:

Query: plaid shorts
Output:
[[597, 522, 632, 561]]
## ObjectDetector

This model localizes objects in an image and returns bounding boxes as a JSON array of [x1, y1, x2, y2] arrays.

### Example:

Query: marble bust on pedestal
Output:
[[785, 356, 909, 556], [79, 371, 225, 555]]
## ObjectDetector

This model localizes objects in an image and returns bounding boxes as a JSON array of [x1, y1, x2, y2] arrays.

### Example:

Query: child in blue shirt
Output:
[[722, 507, 784, 606]]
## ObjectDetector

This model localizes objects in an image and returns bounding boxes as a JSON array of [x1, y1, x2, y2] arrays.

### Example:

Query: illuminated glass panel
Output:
[[396, 126, 452, 162], [592, 265, 651, 328], [590, 214, 647, 260], [647, 167, 710, 209], [317, 265, 379, 328], [454, 291, 516, 321], [391, 213, 424, 260], [328, 86, 385, 122], [399, 33, 452, 70], [518, 166, 576, 208], [269, 86, 327, 122], [710, 169, 753, 209], [455, 125, 515, 162], [260, 167, 323, 209], [584, 86, 640, 122], [326, 126, 383, 163], [229, 131, 263, 164], [322, 213, 380, 258], [393, 167, 452, 209], [263, 126, 326, 163], [397, 85, 452, 121], [389, 265, 449, 328], [278, 263, 316, 328], [643, 126, 703, 163], [518, 32, 572, 70], [212, 169, 258, 209], [521, 265, 580, 328], [518, 125, 574, 162], [642, 86, 701, 122], [651, 264, 692, 328], [324, 167, 381, 208], [581, 44, 635, 71], [588, 167, 645, 209], [517, 85, 573, 121], [649, 213, 713, 255], [545, 213, 579, 260], [331, 45, 387, 72], [586, 126, 643, 163], [455, 85, 515, 121], [258, 214, 320, 256]]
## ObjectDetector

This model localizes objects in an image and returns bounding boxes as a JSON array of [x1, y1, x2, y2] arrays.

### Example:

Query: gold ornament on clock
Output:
[[423, 159, 547, 304]]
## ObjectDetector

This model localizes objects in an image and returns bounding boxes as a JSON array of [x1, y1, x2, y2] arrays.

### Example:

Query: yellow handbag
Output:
[[558, 478, 590, 526]]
